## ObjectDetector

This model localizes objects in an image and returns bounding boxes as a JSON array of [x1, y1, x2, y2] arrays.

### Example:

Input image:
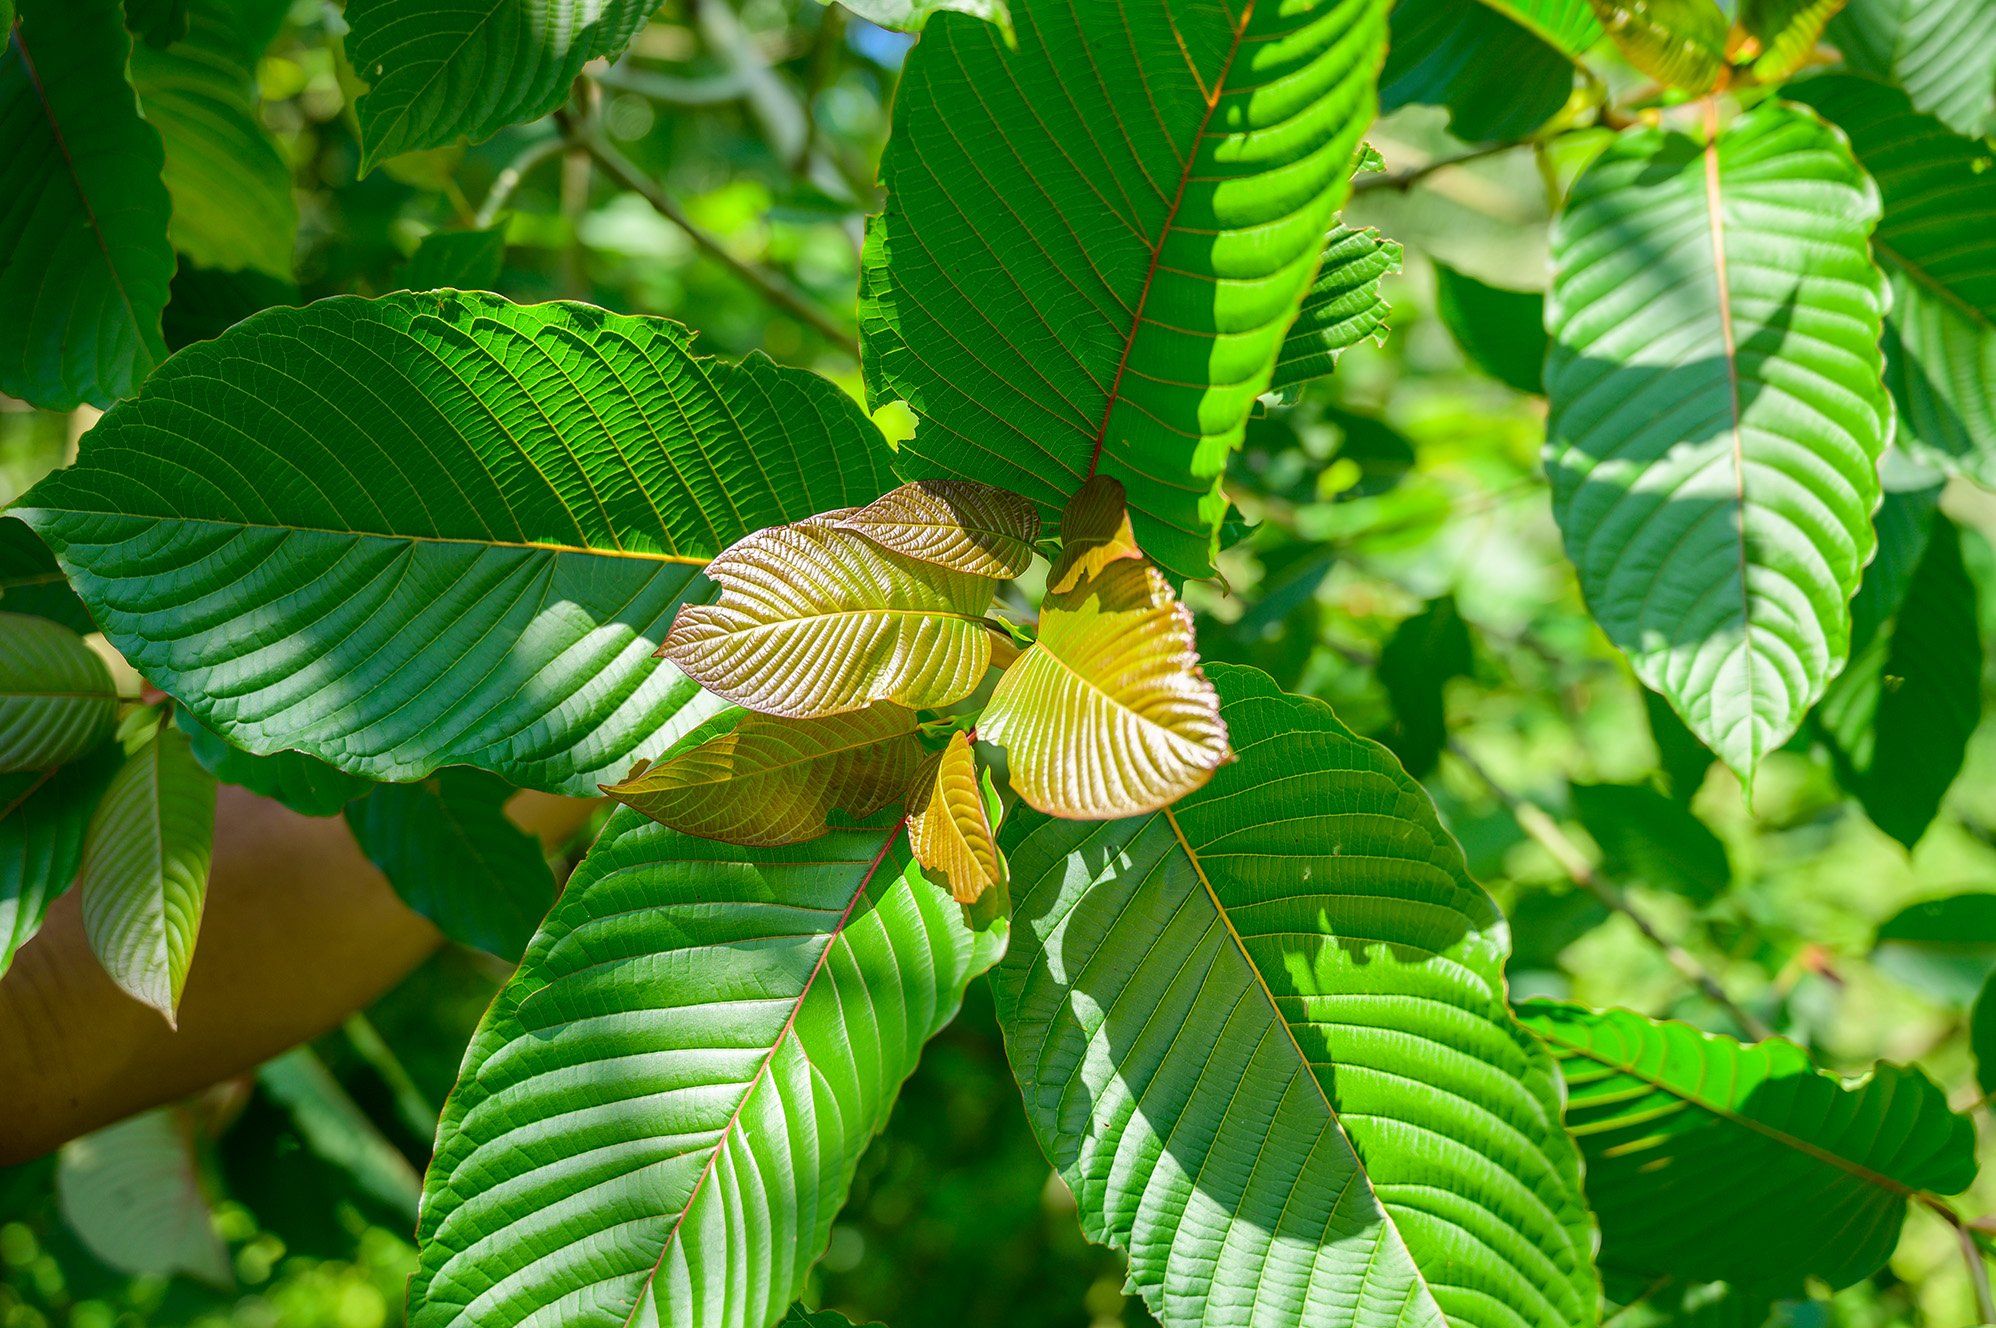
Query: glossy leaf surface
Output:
[[0, 612, 119, 771]]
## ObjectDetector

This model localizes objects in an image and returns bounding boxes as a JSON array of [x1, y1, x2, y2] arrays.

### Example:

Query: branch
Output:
[[1350, 139, 1531, 194], [474, 134, 567, 229]]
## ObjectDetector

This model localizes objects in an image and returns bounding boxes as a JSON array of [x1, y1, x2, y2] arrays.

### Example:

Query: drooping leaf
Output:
[[1789, 73, 1996, 487], [129, 0, 296, 279], [1587, 0, 1730, 91], [1268, 223, 1402, 397], [661, 518, 998, 719], [604, 704, 924, 846], [344, 0, 657, 171], [1870, 893, 1996, 1004], [860, 0, 1389, 579], [177, 711, 371, 818], [56, 1107, 230, 1287], [1522, 1002, 1977, 1293], [394, 224, 509, 292], [1544, 103, 1891, 784], [16, 293, 896, 795], [993, 665, 1598, 1328], [1740, 0, 1848, 81], [1045, 475, 1144, 596], [0, 0, 174, 409], [906, 730, 1002, 904], [344, 769, 557, 962], [1644, 686, 1716, 802], [1570, 781, 1731, 902], [1433, 261, 1547, 395], [257, 1046, 423, 1223], [1375, 593, 1473, 777], [1828, 0, 1994, 137], [78, 722, 217, 1024], [824, 0, 1007, 35], [832, 479, 1039, 579], [1, 748, 120, 978], [0, 518, 92, 632], [406, 811, 1005, 1328], [1380, 0, 1579, 142], [982, 559, 1229, 819], [0, 612, 119, 771]]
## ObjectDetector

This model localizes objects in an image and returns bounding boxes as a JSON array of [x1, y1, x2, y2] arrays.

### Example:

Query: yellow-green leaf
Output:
[[1588, 0, 1730, 90], [1046, 476, 1144, 596], [660, 518, 998, 718], [907, 730, 1003, 903], [602, 705, 923, 846], [983, 560, 1230, 819], [833, 479, 1039, 579], [1740, 0, 1847, 81], [0, 611, 119, 771]]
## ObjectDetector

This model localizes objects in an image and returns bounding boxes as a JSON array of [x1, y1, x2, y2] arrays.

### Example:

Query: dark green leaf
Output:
[[1828, 0, 1994, 137], [1376, 593, 1472, 777], [256, 1046, 422, 1223], [123, 0, 188, 46], [1871, 893, 1996, 1004], [161, 262, 298, 351], [1433, 261, 1547, 394], [1570, 781, 1730, 902], [393, 224, 509, 292], [177, 712, 370, 818], [1381, 0, 1578, 142], [1972, 971, 1996, 1098], [0, 518, 91, 632], [1643, 687, 1715, 803], [1, 747, 120, 978]]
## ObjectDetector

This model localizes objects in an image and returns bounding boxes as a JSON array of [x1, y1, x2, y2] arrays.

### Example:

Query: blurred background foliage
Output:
[[4, 0, 1995, 1325]]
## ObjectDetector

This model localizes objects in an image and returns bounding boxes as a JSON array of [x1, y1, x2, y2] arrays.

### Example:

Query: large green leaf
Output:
[[407, 811, 1004, 1328], [345, 0, 656, 171], [1523, 1002, 1977, 1294], [1544, 103, 1891, 785], [0, 612, 119, 771], [16, 294, 896, 796], [1, 748, 119, 978], [1375, 593, 1472, 777], [0, 0, 174, 409], [859, 0, 1388, 579], [1789, 73, 1996, 486], [129, 0, 295, 279], [992, 665, 1597, 1328], [0, 518, 92, 632], [1828, 0, 1994, 138], [1380, 0, 1578, 143]]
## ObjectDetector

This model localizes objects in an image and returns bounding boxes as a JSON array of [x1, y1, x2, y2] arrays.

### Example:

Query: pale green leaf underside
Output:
[[56, 1108, 230, 1286], [992, 665, 1596, 1328], [408, 811, 1004, 1328], [860, 0, 1388, 578], [0, 612, 119, 771], [1524, 1002, 1977, 1294], [1544, 103, 1891, 782], [825, 0, 1007, 34], [16, 293, 896, 796], [1829, 0, 1995, 138]]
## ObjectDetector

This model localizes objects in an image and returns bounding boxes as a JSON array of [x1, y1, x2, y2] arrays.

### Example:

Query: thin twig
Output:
[[1351, 139, 1531, 194], [1446, 737, 1772, 1041], [475, 135, 567, 228], [1919, 1195, 1996, 1322]]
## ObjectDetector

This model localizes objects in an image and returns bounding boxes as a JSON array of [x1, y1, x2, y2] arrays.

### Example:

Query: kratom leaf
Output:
[[993, 665, 1598, 1328], [1828, 0, 1994, 137], [1870, 893, 1996, 1004], [1544, 103, 1891, 784], [0, 518, 92, 632], [1380, 0, 1579, 142], [1268, 223, 1401, 396], [906, 730, 1001, 903], [1045, 476, 1144, 596], [79, 723, 216, 1024], [407, 811, 1005, 1328], [859, 0, 1389, 579], [1481, 0, 1604, 50], [123, 0, 189, 47], [178, 712, 371, 818], [393, 224, 509, 292], [16, 293, 896, 795], [1570, 781, 1731, 902], [129, 0, 296, 279], [161, 261, 297, 350], [0, 613, 119, 771], [1587, 0, 1729, 91], [1, 748, 119, 978], [1375, 594, 1472, 777], [258, 1046, 422, 1222], [1606, 1280, 1778, 1328], [832, 479, 1039, 579], [1644, 687, 1716, 802], [824, 0, 1007, 34], [981, 559, 1228, 819], [661, 518, 997, 719], [1523, 1001, 1977, 1293], [343, 770, 555, 962], [1790, 73, 1996, 487], [1433, 261, 1547, 395], [1740, 0, 1848, 81], [1972, 972, 1996, 1097], [0, 0, 174, 409], [56, 1107, 230, 1288], [603, 704, 924, 846], [344, 0, 657, 171]]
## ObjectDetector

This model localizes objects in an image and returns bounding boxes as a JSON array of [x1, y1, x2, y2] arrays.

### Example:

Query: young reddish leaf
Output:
[[1046, 477, 1145, 596], [833, 479, 1040, 579], [982, 560, 1230, 819], [660, 517, 998, 718], [603, 705, 924, 846], [906, 731, 1003, 903], [1587, 0, 1729, 91], [0, 611, 119, 771]]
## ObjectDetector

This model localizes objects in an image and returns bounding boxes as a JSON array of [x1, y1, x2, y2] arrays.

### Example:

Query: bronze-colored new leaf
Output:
[[982, 559, 1230, 819], [834, 479, 1040, 579], [660, 517, 998, 717], [602, 705, 923, 846], [1047, 476, 1145, 595], [906, 730, 1004, 903], [1588, 0, 1729, 92]]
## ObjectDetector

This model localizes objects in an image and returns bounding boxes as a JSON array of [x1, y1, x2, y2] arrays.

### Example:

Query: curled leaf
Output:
[[906, 730, 1003, 903], [834, 479, 1040, 579], [1047, 476, 1144, 595], [604, 705, 923, 846], [661, 518, 998, 718]]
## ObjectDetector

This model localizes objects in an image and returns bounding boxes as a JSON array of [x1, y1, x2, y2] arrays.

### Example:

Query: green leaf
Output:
[[1789, 73, 1996, 487], [129, 0, 296, 279], [16, 293, 896, 795], [1643, 687, 1715, 803], [124, 0, 189, 47], [1871, 892, 1996, 1004], [993, 665, 1597, 1328], [56, 1107, 230, 1287], [1433, 261, 1547, 395], [1828, 0, 1994, 138], [393, 224, 509, 292], [0, 612, 119, 771], [406, 811, 1004, 1328], [1268, 223, 1402, 397], [344, 769, 557, 962], [1522, 1001, 1977, 1293], [161, 261, 298, 351], [0, 518, 92, 632], [257, 1045, 423, 1222], [660, 517, 1000, 718], [823, 0, 1006, 34], [1, 748, 120, 978], [1606, 1280, 1777, 1328], [1586, 0, 1729, 92], [1570, 781, 1731, 902], [1481, 0, 1604, 51], [906, 729, 1003, 903], [345, 0, 657, 171], [1740, 0, 1848, 82], [78, 722, 217, 1024], [859, 0, 1389, 579], [1375, 593, 1472, 778], [1381, 0, 1579, 142], [779, 1306, 885, 1328], [1972, 971, 1996, 1098], [604, 705, 924, 847], [178, 711, 371, 818], [1544, 103, 1891, 785], [831, 479, 1040, 580], [0, 0, 174, 409]]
